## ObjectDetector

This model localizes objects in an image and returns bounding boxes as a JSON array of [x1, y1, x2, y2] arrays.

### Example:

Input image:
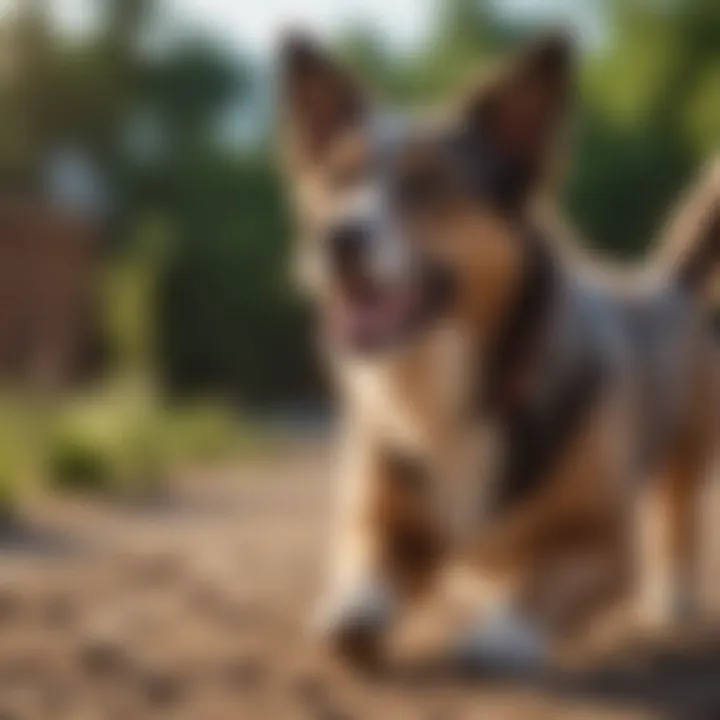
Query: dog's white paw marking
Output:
[[669, 579, 698, 624], [637, 576, 698, 631], [454, 605, 549, 672], [311, 580, 394, 641]]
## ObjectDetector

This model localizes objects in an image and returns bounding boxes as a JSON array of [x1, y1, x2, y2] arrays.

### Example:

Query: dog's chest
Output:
[[340, 327, 503, 530], [342, 325, 475, 451]]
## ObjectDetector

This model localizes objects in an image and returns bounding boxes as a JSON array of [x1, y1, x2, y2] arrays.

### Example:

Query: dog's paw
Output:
[[311, 581, 394, 669], [453, 605, 549, 675], [635, 579, 699, 635]]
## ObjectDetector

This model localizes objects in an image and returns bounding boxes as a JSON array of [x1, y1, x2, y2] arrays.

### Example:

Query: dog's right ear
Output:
[[279, 33, 366, 168], [462, 32, 575, 204]]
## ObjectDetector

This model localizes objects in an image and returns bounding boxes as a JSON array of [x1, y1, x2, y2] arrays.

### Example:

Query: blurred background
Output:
[[0, 2, 717, 718], [0, 0, 717, 505]]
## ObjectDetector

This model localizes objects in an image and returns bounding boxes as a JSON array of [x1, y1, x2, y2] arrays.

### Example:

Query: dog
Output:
[[278, 31, 720, 669]]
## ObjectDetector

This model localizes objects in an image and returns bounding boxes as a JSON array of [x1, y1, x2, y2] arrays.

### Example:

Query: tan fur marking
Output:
[[637, 346, 717, 627], [329, 424, 445, 602]]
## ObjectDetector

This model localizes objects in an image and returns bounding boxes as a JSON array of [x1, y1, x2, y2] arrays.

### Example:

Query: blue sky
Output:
[[46, 0, 599, 54]]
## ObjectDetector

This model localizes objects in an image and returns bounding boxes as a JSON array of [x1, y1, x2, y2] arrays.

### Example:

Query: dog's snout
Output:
[[328, 223, 369, 272]]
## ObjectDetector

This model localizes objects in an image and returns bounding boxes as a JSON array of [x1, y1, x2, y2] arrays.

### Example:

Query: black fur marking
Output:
[[387, 525, 443, 574], [492, 356, 604, 512], [478, 230, 605, 513], [448, 128, 533, 209], [483, 230, 558, 412], [383, 449, 430, 494], [380, 449, 444, 577]]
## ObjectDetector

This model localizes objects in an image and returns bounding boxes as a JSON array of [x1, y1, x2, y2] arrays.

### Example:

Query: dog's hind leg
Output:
[[637, 459, 703, 628], [636, 359, 716, 629]]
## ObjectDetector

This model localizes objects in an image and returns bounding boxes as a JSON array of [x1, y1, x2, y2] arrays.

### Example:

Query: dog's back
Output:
[[549, 159, 719, 475]]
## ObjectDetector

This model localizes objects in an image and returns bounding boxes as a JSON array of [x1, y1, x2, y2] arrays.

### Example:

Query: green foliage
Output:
[[0, 451, 21, 524], [46, 387, 154, 494], [0, 0, 717, 411], [157, 401, 262, 463], [404, 0, 515, 99], [47, 424, 117, 493], [45, 384, 255, 495], [155, 154, 321, 405], [0, 401, 46, 518], [104, 215, 171, 374], [145, 38, 248, 142], [570, 0, 720, 255]]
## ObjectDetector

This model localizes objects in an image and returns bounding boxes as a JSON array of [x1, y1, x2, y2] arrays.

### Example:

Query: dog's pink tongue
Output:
[[341, 286, 417, 348]]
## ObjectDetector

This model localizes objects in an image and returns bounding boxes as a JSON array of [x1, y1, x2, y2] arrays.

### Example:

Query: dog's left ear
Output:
[[279, 32, 366, 166], [465, 32, 575, 202]]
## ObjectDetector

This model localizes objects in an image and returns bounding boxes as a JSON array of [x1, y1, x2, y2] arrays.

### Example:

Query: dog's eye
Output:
[[394, 170, 448, 211]]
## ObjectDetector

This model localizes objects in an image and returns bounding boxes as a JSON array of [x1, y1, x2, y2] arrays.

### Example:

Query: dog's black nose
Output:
[[328, 222, 368, 272]]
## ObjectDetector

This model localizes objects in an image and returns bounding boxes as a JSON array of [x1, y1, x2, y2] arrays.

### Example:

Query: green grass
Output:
[[0, 383, 266, 507], [0, 466, 18, 527]]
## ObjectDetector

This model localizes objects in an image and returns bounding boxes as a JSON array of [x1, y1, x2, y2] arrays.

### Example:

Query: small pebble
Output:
[[0, 589, 21, 625], [315, 709, 354, 720], [43, 594, 78, 629], [225, 655, 266, 691], [138, 668, 185, 707], [78, 635, 129, 677], [291, 671, 329, 707]]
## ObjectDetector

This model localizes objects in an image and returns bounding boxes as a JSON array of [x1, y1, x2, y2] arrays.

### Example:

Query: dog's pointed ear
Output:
[[279, 32, 367, 165], [464, 32, 575, 199]]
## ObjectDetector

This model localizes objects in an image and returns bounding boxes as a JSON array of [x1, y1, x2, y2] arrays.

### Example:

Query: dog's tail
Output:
[[654, 158, 720, 304]]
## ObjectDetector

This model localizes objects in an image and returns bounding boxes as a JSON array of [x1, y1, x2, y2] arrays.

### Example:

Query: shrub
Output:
[[0, 405, 43, 522], [161, 402, 248, 464], [0, 467, 17, 527], [47, 423, 118, 493], [44, 387, 252, 497]]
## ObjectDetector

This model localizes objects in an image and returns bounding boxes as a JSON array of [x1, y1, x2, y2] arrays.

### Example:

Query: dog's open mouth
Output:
[[327, 263, 455, 353], [330, 282, 420, 350]]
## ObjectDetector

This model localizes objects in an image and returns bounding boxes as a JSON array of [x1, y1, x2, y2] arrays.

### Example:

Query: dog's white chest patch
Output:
[[342, 324, 473, 452], [341, 325, 503, 536]]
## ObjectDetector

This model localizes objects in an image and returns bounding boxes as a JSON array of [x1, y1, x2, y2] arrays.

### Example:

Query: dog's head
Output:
[[279, 33, 574, 355]]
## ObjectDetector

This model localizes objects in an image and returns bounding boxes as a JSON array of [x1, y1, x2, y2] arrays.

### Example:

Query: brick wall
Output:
[[0, 198, 100, 390]]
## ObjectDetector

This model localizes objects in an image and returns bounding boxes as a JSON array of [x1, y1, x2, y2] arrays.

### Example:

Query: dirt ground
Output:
[[1, 440, 720, 720]]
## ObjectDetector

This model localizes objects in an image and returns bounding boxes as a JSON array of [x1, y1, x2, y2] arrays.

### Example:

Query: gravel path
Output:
[[0, 441, 718, 719]]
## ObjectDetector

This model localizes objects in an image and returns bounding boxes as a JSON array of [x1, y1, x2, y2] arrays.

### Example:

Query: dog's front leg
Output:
[[315, 426, 444, 668]]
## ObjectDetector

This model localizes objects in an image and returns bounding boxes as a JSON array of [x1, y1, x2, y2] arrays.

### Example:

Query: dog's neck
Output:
[[473, 219, 607, 515], [480, 223, 560, 415]]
